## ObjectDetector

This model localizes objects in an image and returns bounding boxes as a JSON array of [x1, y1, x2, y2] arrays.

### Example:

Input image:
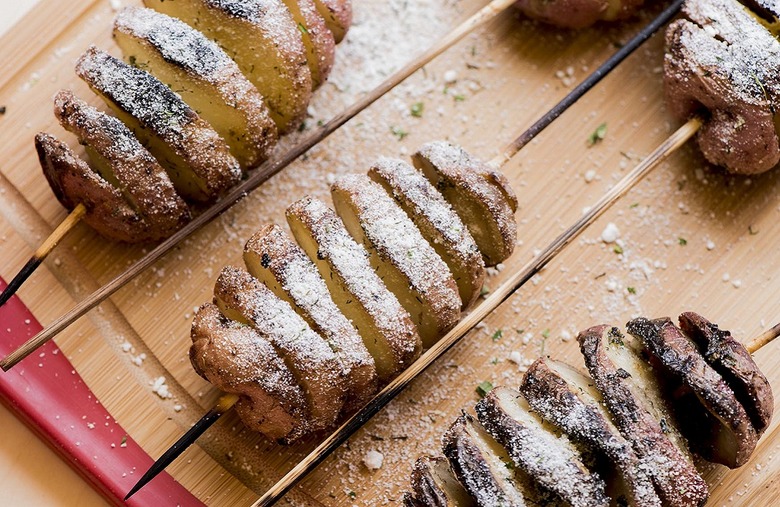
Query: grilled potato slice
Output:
[[412, 142, 517, 266], [442, 413, 534, 506], [278, 0, 335, 88], [53, 90, 189, 240], [213, 266, 345, 433], [409, 455, 476, 507], [144, 0, 312, 133], [476, 387, 610, 507], [113, 6, 278, 168], [578, 325, 708, 507], [286, 196, 421, 382], [627, 317, 758, 468], [369, 157, 485, 310], [332, 174, 461, 348], [76, 46, 241, 203], [520, 358, 662, 507], [312, 0, 352, 43], [190, 303, 309, 441], [244, 223, 377, 410], [679, 311, 773, 433], [35, 132, 153, 242]]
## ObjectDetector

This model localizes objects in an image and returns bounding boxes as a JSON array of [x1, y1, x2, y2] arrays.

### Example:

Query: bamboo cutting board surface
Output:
[[1, 0, 780, 505]]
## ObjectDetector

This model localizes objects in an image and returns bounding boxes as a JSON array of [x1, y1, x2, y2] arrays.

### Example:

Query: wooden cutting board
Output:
[[1, 0, 779, 505]]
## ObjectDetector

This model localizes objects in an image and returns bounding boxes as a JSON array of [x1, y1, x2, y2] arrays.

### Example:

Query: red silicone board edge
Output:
[[0, 279, 205, 507]]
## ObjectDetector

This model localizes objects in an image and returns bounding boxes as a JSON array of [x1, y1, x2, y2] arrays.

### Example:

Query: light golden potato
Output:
[[244, 223, 377, 410], [332, 174, 461, 349], [53, 90, 189, 240], [286, 196, 421, 383], [278, 0, 335, 88], [413, 142, 517, 267], [114, 6, 278, 168], [369, 157, 484, 311], [312, 0, 352, 43], [213, 265, 346, 432], [144, 0, 312, 133], [75, 46, 241, 203]]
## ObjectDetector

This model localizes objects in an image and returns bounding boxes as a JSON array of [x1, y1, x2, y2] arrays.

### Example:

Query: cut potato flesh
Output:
[[679, 311, 773, 434], [278, 0, 335, 88], [213, 265, 345, 432], [286, 196, 421, 383], [190, 303, 309, 441], [627, 317, 758, 468], [369, 157, 485, 311], [144, 0, 312, 133], [244, 223, 377, 410], [53, 90, 189, 239], [311, 0, 352, 43], [332, 174, 461, 348], [410, 455, 476, 507], [413, 141, 517, 266], [75, 46, 241, 203], [476, 387, 610, 507], [442, 414, 530, 506], [521, 358, 662, 507], [578, 325, 709, 507], [35, 132, 153, 242], [114, 6, 278, 168]]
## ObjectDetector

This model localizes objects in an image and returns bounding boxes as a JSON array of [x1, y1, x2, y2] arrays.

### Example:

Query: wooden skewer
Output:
[[0, 203, 86, 306], [123, 3, 686, 499], [123, 393, 239, 501], [0, 0, 517, 371]]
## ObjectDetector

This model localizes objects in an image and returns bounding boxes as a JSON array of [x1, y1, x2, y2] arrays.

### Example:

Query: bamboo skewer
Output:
[[0, 0, 517, 370], [0, 203, 86, 306], [123, 2, 686, 499]]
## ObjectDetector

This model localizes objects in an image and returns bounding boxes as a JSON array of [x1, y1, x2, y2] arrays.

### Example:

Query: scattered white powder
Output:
[[150, 376, 172, 399], [584, 170, 597, 183], [443, 69, 458, 83], [601, 223, 620, 243], [363, 450, 384, 470]]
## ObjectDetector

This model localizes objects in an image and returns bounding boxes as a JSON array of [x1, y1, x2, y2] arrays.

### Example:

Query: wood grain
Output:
[[0, 0, 779, 505]]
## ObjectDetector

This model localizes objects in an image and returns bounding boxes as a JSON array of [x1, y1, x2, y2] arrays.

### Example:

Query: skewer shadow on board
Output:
[[123, 2, 686, 500], [0, 0, 516, 310]]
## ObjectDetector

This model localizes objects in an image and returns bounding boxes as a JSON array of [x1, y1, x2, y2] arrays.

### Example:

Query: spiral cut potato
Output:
[[665, 0, 780, 174], [190, 143, 518, 442], [404, 312, 772, 507], [37, 1, 352, 242]]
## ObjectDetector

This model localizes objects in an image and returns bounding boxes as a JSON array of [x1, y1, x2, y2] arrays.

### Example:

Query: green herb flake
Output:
[[391, 126, 408, 140], [476, 380, 494, 398], [629, 202, 639, 209], [410, 102, 424, 118], [490, 357, 499, 365], [491, 329, 503, 342], [453, 94, 466, 102], [678, 237, 688, 246], [348, 491, 357, 499], [297, 22, 309, 34], [480, 285, 490, 297], [515, 328, 525, 334], [588, 122, 607, 146], [613, 245, 624, 254], [627, 287, 637, 295], [541, 329, 551, 339]]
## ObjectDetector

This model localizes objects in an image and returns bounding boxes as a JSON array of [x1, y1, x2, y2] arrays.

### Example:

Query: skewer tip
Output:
[[123, 394, 239, 500], [0, 257, 44, 307]]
